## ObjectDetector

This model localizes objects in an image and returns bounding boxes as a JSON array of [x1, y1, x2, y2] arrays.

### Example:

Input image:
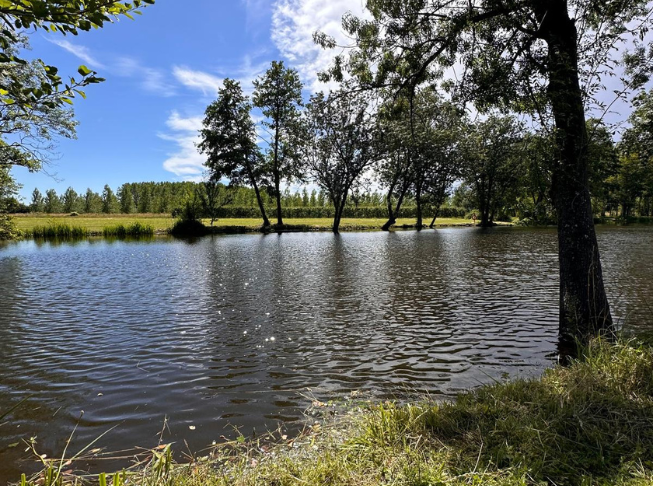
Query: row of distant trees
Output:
[[16, 182, 389, 215]]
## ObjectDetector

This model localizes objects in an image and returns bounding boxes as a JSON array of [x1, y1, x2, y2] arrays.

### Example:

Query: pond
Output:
[[0, 226, 652, 482]]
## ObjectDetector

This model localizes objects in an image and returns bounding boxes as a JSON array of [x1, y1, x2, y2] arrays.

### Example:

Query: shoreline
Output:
[[7, 215, 516, 240], [14, 339, 653, 486]]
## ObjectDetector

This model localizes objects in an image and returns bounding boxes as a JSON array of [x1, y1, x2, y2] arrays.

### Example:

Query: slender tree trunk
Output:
[[333, 183, 352, 234], [383, 180, 410, 231], [536, 0, 613, 350], [273, 115, 283, 226], [429, 207, 440, 228], [245, 162, 270, 227], [415, 184, 423, 230], [274, 169, 283, 226]]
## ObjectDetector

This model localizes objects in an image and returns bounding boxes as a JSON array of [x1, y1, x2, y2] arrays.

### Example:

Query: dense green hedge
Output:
[[213, 206, 467, 219]]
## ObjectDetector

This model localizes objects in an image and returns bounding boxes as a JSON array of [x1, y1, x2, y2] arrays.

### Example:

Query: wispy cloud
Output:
[[49, 40, 176, 97], [48, 38, 105, 69], [173, 66, 223, 96], [271, 0, 368, 92], [117, 57, 177, 97], [159, 111, 205, 180], [240, 0, 271, 34]]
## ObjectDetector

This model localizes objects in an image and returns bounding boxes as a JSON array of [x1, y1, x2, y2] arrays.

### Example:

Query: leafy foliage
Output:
[[253, 61, 304, 225], [0, 0, 154, 110], [303, 88, 376, 232]]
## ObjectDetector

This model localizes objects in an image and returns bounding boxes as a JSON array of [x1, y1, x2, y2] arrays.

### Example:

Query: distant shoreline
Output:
[[10, 214, 513, 239]]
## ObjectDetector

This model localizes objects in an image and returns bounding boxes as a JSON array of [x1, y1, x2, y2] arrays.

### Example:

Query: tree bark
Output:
[[274, 170, 283, 226], [382, 179, 410, 231], [415, 184, 423, 230], [535, 0, 614, 350], [245, 161, 270, 227], [273, 112, 283, 226]]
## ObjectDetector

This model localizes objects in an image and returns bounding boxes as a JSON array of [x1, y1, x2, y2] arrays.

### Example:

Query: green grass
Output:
[[13, 214, 175, 234], [20, 339, 653, 485], [13, 214, 478, 235]]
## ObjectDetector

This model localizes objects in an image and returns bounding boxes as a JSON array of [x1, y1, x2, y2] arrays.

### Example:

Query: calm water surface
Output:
[[0, 227, 652, 482]]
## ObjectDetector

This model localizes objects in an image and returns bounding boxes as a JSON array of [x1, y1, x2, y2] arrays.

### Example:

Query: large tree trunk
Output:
[[537, 0, 613, 350], [333, 198, 344, 234]]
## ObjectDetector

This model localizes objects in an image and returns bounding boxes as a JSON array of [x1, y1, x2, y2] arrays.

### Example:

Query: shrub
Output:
[[30, 224, 88, 239], [103, 222, 154, 238], [169, 219, 208, 237], [0, 214, 20, 240]]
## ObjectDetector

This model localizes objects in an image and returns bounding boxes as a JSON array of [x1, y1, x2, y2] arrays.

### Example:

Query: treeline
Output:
[[19, 181, 465, 217]]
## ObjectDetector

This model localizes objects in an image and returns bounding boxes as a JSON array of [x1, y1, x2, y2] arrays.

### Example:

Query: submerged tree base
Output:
[[21, 339, 653, 485]]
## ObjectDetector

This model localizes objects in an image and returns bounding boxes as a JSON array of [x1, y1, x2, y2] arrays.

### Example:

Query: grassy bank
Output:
[[22, 339, 653, 485], [13, 214, 175, 234], [12, 214, 477, 236]]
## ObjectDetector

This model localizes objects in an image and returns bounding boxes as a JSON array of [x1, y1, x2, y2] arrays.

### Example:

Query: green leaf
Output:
[[77, 65, 92, 76]]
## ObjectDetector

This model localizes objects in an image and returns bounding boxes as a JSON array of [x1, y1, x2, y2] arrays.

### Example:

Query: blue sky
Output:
[[12, 0, 366, 199], [10, 0, 644, 201]]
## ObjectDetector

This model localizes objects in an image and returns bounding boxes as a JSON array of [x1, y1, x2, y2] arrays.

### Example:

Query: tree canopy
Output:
[[0, 0, 154, 111]]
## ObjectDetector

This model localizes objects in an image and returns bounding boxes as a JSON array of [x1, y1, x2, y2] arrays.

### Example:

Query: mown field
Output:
[[12, 214, 474, 233]]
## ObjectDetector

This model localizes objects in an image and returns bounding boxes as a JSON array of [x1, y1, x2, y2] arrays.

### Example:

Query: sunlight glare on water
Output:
[[0, 226, 652, 481]]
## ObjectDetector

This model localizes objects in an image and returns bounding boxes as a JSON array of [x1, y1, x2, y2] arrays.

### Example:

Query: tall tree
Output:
[[316, 0, 653, 348], [83, 188, 101, 213], [461, 115, 523, 227], [118, 184, 134, 214], [253, 61, 304, 226], [586, 119, 619, 217], [62, 186, 78, 213], [407, 89, 463, 228], [376, 93, 417, 231], [30, 187, 44, 212], [44, 188, 60, 214], [304, 90, 376, 233], [199, 78, 270, 227], [101, 185, 118, 214], [519, 131, 555, 224]]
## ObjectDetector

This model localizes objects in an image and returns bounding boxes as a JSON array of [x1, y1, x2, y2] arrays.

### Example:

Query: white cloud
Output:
[[173, 66, 223, 96], [271, 0, 368, 91], [116, 57, 176, 97], [48, 39, 105, 69], [167, 111, 203, 132], [159, 111, 205, 180], [141, 67, 177, 97]]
